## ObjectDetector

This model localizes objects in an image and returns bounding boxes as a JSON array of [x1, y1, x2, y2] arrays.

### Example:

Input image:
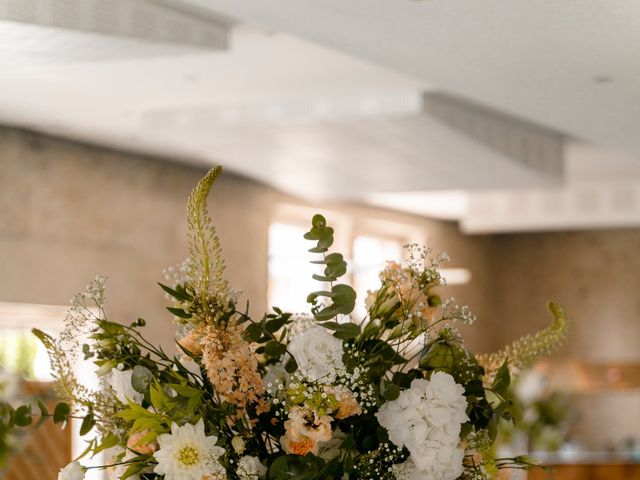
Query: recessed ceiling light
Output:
[[185, 73, 200, 83], [594, 75, 613, 84]]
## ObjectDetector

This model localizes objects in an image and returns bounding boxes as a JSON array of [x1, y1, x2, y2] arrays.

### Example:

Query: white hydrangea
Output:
[[376, 372, 468, 480], [236, 455, 267, 479], [288, 326, 345, 382], [106, 369, 143, 405]]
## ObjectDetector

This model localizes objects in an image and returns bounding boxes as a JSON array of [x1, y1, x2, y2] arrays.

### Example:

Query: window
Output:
[[268, 222, 321, 312], [352, 235, 404, 318], [267, 206, 425, 318]]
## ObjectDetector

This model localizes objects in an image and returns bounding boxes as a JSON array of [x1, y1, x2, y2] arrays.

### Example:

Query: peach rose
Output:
[[281, 406, 333, 455], [281, 435, 319, 456], [126, 429, 158, 455], [332, 386, 362, 420]]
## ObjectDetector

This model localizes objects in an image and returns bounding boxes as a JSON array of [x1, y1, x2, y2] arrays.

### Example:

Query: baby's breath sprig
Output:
[[353, 442, 408, 480]]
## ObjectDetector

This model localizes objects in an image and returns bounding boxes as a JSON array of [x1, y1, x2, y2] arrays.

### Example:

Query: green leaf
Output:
[[318, 321, 340, 331], [120, 462, 145, 480], [131, 365, 154, 394], [268, 454, 325, 480], [265, 341, 286, 358], [244, 323, 263, 342], [80, 413, 96, 436], [315, 306, 339, 321], [167, 307, 191, 319], [53, 402, 70, 424], [31, 328, 54, 348], [265, 317, 287, 333], [331, 284, 356, 315], [37, 400, 48, 417], [333, 323, 361, 340], [36, 400, 49, 428], [312, 274, 337, 282], [339, 434, 355, 450], [382, 382, 400, 401], [492, 358, 511, 396], [13, 405, 32, 427], [93, 433, 119, 454], [284, 356, 298, 373], [158, 282, 192, 302]]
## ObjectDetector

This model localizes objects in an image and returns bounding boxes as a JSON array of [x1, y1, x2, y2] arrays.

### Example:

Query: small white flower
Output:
[[106, 369, 143, 405], [236, 455, 267, 480], [154, 420, 225, 480], [288, 326, 345, 382], [58, 461, 84, 480]]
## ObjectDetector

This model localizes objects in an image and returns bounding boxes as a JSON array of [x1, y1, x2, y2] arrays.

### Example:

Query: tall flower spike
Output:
[[186, 166, 227, 303], [477, 302, 569, 378]]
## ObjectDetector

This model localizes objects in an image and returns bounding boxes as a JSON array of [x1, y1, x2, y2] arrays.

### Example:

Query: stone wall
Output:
[[491, 231, 640, 447]]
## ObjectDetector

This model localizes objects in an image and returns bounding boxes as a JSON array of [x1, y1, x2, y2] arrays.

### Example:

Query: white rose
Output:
[[106, 369, 143, 405], [58, 461, 85, 480], [288, 326, 345, 382], [237, 455, 267, 480]]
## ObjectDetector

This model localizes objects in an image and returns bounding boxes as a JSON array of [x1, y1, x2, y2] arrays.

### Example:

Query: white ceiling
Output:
[[190, 0, 640, 155], [1, 0, 640, 232]]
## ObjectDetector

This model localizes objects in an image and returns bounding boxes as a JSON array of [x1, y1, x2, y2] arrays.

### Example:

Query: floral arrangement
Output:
[[0, 167, 569, 480]]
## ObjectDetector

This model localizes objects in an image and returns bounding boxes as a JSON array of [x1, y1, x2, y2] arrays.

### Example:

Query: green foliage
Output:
[[131, 366, 154, 394], [268, 454, 327, 480], [304, 214, 358, 336], [53, 402, 70, 424], [478, 302, 569, 376]]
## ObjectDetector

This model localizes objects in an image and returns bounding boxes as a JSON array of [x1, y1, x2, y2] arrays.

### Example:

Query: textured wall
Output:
[[491, 231, 640, 447], [0, 127, 269, 348]]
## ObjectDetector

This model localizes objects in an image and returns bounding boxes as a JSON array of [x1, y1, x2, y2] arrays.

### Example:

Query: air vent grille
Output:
[[0, 0, 230, 49]]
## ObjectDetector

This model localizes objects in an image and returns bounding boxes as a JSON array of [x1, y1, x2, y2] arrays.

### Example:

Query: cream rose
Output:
[[288, 326, 345, 382]]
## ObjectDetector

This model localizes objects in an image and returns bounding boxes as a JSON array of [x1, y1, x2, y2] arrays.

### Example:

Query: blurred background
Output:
[[0, 1, 639, 479]]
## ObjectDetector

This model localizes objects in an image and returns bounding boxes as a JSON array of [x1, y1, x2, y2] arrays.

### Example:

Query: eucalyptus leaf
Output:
[[131, 365, 154, 394]]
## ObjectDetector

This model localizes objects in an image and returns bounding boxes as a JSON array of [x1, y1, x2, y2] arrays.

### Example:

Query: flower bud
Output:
[[232, 435, 245, 453]]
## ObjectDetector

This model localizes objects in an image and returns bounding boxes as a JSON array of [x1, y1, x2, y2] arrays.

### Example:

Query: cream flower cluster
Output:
[[376, 372, 468, 480]]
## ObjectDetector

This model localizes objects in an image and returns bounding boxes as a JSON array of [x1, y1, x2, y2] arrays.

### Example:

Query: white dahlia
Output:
[[153, 420, 226, 480]]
